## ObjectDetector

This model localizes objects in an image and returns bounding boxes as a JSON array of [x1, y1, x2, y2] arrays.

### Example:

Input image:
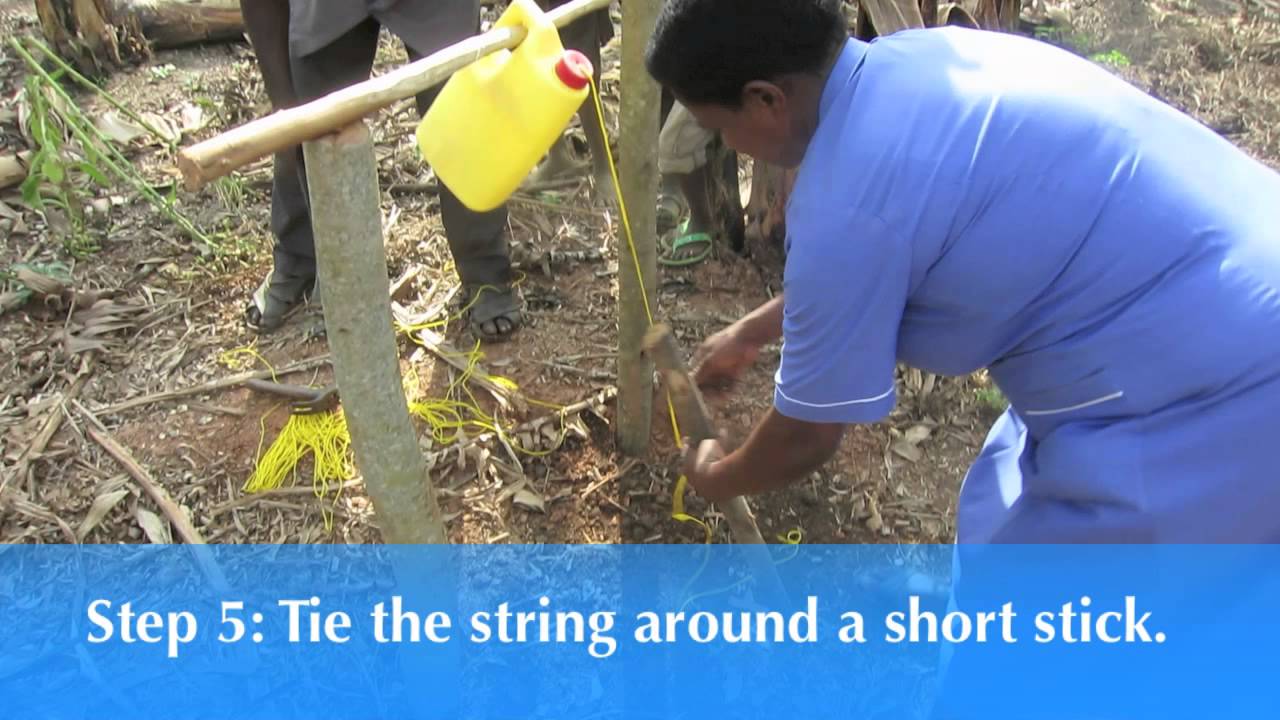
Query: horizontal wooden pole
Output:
[[177, 0, 612, 190]]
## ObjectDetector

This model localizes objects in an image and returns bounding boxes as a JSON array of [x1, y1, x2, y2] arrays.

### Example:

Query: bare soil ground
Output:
[[2, 0, 1277, 546]]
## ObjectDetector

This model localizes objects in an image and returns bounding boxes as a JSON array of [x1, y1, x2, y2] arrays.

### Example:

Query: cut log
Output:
[[33, 0, 243, 76]]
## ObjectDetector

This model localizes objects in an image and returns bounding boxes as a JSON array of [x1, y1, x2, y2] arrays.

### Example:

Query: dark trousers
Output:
[[268, 19, 512, 287]]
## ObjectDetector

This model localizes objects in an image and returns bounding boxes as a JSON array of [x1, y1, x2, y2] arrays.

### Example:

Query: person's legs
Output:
[[244, 17, 381, 331], [559, 10, 613, 195], [403, 45, 520, 339], [241, 1, 317, 331], [527, 3, 613, 199], [657, 100, 717, 263], [244, 145, 318, 331]]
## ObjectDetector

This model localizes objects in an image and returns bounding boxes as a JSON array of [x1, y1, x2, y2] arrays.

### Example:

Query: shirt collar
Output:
[[818, 38, 870, 122]]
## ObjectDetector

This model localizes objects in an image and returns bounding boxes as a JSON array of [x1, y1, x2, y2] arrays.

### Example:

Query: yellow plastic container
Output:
[[416, 0, 593, 211]]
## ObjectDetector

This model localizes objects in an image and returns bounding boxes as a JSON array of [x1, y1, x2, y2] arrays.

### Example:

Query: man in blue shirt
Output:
[[646, 0, 1280, 542]]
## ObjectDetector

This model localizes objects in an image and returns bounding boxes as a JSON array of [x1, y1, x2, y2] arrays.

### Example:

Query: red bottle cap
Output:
[[555, 49, 593, 90]]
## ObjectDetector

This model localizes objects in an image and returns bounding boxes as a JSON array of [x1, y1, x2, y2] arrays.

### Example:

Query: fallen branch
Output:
[[84, 420, 230, 592], [93, 354, 330, 415], [86, 426, 205, 543]]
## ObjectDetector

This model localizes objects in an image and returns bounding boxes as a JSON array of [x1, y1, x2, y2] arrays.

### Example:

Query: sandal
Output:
[[463, 284, 524, 342], [659, 221, 713, 267], [244, 268, 317, 333]]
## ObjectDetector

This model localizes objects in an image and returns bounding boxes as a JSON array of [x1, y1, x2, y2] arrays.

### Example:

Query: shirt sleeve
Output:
[[773, 208, 911, 424]]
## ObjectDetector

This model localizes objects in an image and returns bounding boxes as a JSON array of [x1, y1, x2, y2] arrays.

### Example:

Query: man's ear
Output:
[[741, 80, 788, 116]]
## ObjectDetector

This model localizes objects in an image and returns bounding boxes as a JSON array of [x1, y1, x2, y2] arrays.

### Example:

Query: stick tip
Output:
[[642, 323, 671, 352], [176, 151, 206, 192]]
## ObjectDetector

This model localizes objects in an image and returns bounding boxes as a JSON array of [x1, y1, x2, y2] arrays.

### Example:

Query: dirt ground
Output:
[[2, 0, 1278, 546]]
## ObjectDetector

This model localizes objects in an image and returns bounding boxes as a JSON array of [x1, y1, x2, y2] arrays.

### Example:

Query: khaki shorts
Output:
[[658, 101, 715, 175]]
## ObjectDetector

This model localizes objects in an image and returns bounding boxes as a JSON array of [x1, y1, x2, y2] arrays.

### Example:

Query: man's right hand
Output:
[[691, 326, 762, 393]]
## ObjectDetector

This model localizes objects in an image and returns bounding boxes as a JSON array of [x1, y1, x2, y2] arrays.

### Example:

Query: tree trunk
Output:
[[616, 0, 660, 456], [34, 0, 243, 76]]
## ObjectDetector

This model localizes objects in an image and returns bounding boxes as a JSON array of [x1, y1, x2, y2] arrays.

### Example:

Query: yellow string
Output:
[[219, 345, 278, 380], [588, 75, 712, 542]]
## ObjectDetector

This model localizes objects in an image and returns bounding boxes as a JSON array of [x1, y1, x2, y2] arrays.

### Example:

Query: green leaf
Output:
[[42, 157, 64, 184], [28, 112, 47, 147], [19, 152, 46, 209], [75, 161, 110, 187], [44, 124, 63, 151], [20, 176, 45, 211], [1089, 50, 1131, 68]]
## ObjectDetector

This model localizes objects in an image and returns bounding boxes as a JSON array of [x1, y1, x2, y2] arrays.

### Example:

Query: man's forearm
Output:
[[704, 408, 842, 501], [734, 295, 785, 346]]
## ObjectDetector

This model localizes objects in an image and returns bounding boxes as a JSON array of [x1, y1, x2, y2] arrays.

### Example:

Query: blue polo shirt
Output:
[[776, 28, 1280, 542]]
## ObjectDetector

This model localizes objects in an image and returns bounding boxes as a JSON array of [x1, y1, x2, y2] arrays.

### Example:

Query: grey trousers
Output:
[[269, 18, 512, 287]]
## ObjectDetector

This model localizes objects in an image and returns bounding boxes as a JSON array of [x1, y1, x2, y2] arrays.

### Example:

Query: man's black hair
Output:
[[644, 0, 848, 107]]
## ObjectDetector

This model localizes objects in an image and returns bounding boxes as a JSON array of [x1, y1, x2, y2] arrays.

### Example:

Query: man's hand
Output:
[[691, 327, 762, 393], [691, 295, 785, 393], [681, 436, 731, 502], [679, 410, 845, 503]]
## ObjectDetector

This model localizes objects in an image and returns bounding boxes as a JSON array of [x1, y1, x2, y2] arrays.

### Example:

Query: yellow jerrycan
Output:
[[416, 0, 593, 211]]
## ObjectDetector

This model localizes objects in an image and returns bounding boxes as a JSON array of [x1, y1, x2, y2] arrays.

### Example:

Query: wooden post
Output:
[[616, 0, 659, 456], [303, 122, 447, 544]]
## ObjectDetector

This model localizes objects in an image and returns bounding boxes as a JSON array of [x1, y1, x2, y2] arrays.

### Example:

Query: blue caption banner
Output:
[[1, 544, 1276, 719]]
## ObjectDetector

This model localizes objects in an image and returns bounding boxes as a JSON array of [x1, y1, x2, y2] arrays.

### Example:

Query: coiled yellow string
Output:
[[238, 278, 574, 518]]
